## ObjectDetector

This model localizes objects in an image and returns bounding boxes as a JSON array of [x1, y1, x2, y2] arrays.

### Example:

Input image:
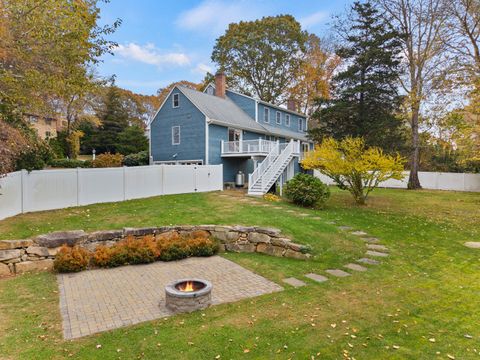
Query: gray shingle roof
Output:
[[177, 85, 309, 142], [177, 86, 265, 133]]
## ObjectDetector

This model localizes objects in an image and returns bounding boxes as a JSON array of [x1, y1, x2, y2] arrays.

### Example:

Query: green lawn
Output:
[[0, 188, 479, 359]]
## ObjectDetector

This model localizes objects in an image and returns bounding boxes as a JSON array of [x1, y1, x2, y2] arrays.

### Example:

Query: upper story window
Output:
[[298, 118, 305, 132], [206, 86, 214, 95], [285, 114, 291, 127], [172, 126, 180, 145], [276, 111, 281, 125], [263, 107, 270, 123], [172, 93, 179, 108]]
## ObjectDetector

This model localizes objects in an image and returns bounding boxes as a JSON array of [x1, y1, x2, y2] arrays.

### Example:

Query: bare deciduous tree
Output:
[[375, 0, 450, 188]]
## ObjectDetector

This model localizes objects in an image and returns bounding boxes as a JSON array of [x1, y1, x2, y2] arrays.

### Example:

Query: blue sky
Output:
[[96, 0, 353, 95]]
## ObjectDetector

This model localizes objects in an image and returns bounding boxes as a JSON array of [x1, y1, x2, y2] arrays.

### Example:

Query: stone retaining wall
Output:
[[0, 225, 311, 276]]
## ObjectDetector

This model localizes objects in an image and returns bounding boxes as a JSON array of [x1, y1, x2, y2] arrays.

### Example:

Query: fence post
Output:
[[161, 164, 165, 195], [76, 167, 80, 206], [194, 166, 198, 192], [123, 166, 127, 200], [20, 169, 26, 214]]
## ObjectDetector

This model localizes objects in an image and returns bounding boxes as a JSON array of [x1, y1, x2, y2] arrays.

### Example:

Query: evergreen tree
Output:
[[309, 1, 406, 152], [92, 86, 129, 153], [116, 126, 148, 155]]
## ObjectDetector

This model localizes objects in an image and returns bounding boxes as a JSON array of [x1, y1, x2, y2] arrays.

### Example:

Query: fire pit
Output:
[[165, 279, 212, 313]]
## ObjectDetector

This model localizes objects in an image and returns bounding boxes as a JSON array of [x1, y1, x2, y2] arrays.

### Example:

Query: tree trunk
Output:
[[408, 105, 422, 189]]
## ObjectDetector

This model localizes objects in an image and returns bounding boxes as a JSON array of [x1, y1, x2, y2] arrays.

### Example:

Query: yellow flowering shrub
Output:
[[302, 137, 405, 205]]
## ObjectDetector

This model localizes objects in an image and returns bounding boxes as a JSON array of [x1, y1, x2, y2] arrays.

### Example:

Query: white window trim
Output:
[[276, 111, 281, 124], [172, 93, 179, 108], [264, 108, 270, 123], [172, 126, 180, 145], [298, 117, 304, 132], [285, 114, 291, 127]]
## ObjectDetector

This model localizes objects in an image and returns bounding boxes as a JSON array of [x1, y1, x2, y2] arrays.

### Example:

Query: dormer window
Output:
[[263, 108, 270, 123], [285, 114, 291, 127], [276, 111, 281, 124], [206, 86, 214, 95], [172, 93, 179, 108]]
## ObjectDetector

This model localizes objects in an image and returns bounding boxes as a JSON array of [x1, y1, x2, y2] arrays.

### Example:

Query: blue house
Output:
[[148, 73, 313, 195]]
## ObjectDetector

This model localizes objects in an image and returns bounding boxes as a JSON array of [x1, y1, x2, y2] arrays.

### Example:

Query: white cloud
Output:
[[176, 0, 258, 35], [114, 43, 191, 68], [192, 62, 213, 75], [300, 11, 328, 29]]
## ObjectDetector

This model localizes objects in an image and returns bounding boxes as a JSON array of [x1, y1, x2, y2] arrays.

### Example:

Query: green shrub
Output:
[[53, 245, 91, 272], [188, 237, 219, 257], [123, 151, 149, 166], [49, 158, 90, 168], [92, 152, 124, 168], [284, 173, 330, 207]]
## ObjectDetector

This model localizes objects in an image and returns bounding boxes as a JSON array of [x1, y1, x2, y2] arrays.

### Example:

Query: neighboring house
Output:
[[149, 72, 313, 195], [25, 113, 66, 139]]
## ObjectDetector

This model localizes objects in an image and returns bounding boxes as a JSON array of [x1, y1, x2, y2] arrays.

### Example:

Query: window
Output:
[[298, 118, 305, 132], [172, 126, 180, 145], [263, 107, 270, 123], [172, 93, 179, 108], [285, 114, 290, 127], [276, 111, 281, 124], [206, 86, 214, 95], [301, 142, 309, 153], [45, 131, 52, 138]]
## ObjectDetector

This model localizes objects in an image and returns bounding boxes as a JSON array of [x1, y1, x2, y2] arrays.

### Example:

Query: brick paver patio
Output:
[[58, 256, 282, 339]]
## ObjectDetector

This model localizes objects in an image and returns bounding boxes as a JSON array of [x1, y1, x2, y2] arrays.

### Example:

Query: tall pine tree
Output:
[[92, 86, 130, 153], [309, 1, 405, 152]]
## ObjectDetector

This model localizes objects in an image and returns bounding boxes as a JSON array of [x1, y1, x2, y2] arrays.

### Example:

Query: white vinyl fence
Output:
[[0, 165, 223, 221], [314, 170, 480, 192]]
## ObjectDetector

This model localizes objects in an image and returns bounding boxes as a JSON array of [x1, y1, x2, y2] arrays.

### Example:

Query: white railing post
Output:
[[221, 140, 224, 154]]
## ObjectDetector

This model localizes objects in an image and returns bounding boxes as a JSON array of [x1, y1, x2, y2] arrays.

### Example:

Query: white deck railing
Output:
[[221, 139, 276, 155]]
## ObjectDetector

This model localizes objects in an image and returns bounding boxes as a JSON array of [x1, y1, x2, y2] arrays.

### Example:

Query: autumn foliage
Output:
[[55, 233, 219, 272], [302, 137, 405, 205]]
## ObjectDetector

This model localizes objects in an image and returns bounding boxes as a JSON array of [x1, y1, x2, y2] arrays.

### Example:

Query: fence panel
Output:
[[163, 165, 197, 194], [0, 171, 22, 220], [23, 169, 78, 212], [195, 165, 223, 192], [78, 168, 125, 206], [314, 170, 480, 192], [124, 165, 164, 200]]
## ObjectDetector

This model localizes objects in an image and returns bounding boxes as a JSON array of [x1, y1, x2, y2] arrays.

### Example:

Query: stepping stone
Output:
[[298, 213, 310, 217], [325, 269, 351, 277], [464, 242, 480, 249], [305, 273, 328, 283], [366, 244, 389, 252], [338, 226, 353, 231], [273, 206, 282, 209], [366, 250, 389, 257], [362, 237, 380, 243], [326, 221, 336, 225], [283, 277, 306, 288], [311, 217, 322, 220], [357, 258, 380, 265], [345, 263, 368, 272], [351, 231, 368, 236], [286, 210, 296, 213]]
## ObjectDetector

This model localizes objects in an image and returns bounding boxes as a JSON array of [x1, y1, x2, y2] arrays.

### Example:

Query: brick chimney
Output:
[[287, 99, 298, 112], [215, 71, 226, 98]]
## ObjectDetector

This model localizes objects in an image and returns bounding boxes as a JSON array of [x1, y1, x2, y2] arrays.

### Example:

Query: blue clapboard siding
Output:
[[225, 90, 256, 119], [150, 88, 206, 163]]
